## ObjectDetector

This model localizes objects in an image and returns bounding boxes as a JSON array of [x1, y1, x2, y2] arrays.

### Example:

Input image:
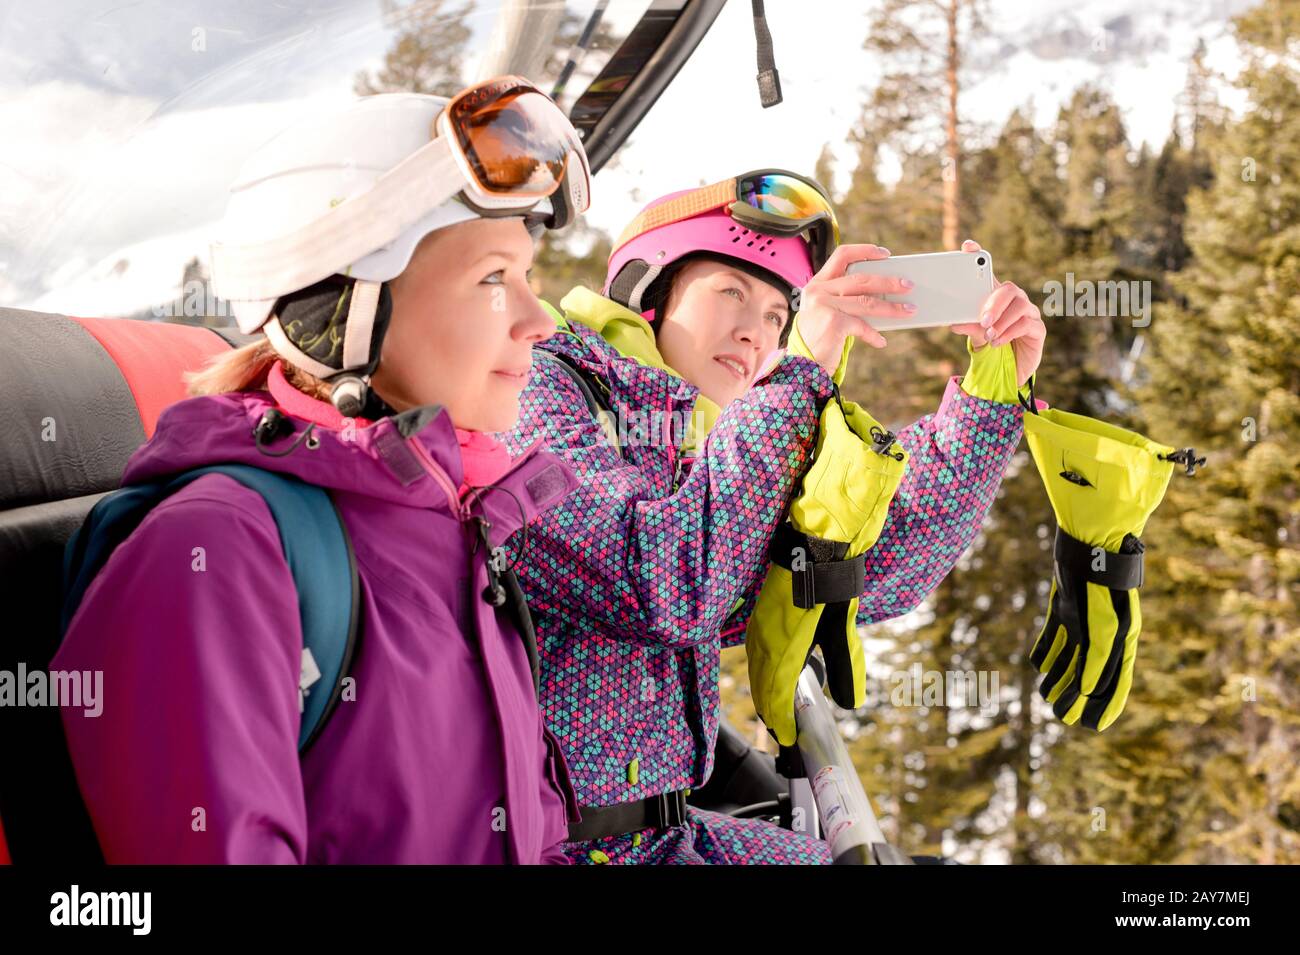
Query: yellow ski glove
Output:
[[1024, 397, 1204, 731], [746, 384, 908, 746]]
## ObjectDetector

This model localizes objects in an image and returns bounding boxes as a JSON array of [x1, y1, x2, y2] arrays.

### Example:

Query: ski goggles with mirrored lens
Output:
[[615, 168, 839, 271]]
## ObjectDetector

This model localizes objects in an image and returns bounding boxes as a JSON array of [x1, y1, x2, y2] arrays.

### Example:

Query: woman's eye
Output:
[[723, 287, 743, 301], [481, 269, 506, 285], [765, 312, 785, 327]]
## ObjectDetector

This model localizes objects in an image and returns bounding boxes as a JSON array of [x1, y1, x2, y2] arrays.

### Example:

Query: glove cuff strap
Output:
[[769, 523, 865, 609], [1054, 527, 1144, 590]]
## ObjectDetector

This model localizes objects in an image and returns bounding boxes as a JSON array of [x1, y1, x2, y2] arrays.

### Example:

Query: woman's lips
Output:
[[492, 368, 530, 383], [713, 355, 749, 381]]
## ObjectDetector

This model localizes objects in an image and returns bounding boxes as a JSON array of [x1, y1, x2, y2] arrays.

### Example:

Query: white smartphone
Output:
[[845, 250, 995, 331]]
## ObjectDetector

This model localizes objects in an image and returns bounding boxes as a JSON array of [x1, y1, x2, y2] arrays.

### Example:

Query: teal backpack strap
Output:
[[61, 464, 360, 753]]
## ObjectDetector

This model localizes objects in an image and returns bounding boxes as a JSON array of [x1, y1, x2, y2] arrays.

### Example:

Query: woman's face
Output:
[[373, 217, 554, 432], [654, 258, 789, 408]]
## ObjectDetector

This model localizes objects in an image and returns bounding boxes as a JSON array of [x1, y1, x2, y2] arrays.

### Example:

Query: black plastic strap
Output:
[[1018, 373, 1038, 415], [568, 789, 690, 842], [768, 523, 865, 609], [751, 0, 782, 107], [775, 743, 806, 781], [1054, 527, 1144, 591], [500, 568, 540, 696], [1159, 447, 1207, 476]]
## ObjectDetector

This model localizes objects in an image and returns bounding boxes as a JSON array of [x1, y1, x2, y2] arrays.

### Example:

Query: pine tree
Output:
[[861, 0, 989, 249], [735, 0, 1299, 867], [812, 143, 837, 201], [530, 219, 612, 308], [1133, 2, 1300, 862]]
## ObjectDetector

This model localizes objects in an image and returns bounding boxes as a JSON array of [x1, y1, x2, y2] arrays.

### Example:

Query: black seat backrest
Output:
[[0, 307, 248, 863]]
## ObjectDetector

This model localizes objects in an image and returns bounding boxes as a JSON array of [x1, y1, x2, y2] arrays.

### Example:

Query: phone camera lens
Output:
[[976, 256, 987, 266]]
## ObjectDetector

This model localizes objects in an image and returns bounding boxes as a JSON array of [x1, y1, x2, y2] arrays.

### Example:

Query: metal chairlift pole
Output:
[[792, 658, 914, 865]]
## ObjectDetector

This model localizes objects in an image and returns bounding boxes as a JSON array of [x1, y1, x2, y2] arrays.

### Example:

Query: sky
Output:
[[0, 0, 1258, 317]]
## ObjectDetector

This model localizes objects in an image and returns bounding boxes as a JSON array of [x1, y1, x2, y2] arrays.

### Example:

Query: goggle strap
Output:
[[212, 83, 588, 303], [212, 137, 468, 302], [612, 174, 837, 261], [613, 178, 738, 251]]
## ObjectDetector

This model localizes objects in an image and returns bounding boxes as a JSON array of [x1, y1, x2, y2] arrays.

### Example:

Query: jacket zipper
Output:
[[406, 434, 466, 518], [409, 429, 550, 524]]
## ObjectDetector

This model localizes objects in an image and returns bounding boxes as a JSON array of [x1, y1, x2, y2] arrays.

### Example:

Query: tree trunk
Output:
[[1012, 641, 1036, 864], [943, 0, 961, 250]]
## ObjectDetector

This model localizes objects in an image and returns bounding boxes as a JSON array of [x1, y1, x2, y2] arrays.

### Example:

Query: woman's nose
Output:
[[733, 309, 764, 345], [515, 291, 557, 343]]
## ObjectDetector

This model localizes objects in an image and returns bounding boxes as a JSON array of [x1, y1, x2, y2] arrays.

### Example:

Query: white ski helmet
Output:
[[210, 81, 589, 415]]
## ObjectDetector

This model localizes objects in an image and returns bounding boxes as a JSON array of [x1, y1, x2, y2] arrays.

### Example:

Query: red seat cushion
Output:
[[69, 318, 232, 439]]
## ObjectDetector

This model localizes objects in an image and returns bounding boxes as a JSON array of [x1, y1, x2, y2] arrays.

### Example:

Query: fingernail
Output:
[[903, 303, 917, 312], [901, 279, 915, 289], [877, 246, 890, 255]]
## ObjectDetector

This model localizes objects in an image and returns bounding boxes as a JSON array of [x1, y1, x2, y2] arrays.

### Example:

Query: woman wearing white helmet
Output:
[[53, 77, 592, 863]]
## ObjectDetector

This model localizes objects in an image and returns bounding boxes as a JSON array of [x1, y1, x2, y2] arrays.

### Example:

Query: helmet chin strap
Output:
[[329, 279, 394, 418], [328, 375, 370, 419], [264, 277, 395, 420]]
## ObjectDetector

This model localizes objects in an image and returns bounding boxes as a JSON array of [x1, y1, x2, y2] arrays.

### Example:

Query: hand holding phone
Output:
[[846, 249, 995, 332], [790, 243, 915, 375]]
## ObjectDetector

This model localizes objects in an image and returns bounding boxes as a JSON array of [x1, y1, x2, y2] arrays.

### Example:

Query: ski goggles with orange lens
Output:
[[440, 75, 591, 227]]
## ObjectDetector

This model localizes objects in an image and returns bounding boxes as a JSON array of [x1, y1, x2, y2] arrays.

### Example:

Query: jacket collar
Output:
[[266, 361, 515, 496], [549, 287, 721, 449], [267, 360, 372, 431], [467, 439, 579, 549]]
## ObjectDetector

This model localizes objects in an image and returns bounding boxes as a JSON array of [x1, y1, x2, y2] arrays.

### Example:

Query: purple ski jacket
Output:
[[53, 380, 581, 864]]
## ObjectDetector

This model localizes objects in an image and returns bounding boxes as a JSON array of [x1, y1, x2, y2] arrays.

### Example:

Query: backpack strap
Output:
[[62, 463, 359, 752], [499, 567, 540, 696], [534, 348, 623, 456]]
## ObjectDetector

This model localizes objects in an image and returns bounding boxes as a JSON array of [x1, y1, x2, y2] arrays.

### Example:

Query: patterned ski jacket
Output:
[[497, 286, 1024, 808]]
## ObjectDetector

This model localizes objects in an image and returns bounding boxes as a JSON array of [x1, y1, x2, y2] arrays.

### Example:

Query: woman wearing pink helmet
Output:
[[497, 169, 1046, 864]]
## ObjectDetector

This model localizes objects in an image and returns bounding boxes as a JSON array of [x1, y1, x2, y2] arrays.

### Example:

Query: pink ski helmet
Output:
[[603, 171, 838, 340]]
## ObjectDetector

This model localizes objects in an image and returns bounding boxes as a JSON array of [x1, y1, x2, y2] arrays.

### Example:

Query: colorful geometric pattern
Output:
[[500, 321, 832, 806], [855, 376, 1025, 624], [497, 317, 1023, 862], [562, 807, 833, 865]]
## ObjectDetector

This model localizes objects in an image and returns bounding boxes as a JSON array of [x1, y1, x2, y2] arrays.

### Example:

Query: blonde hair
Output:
[[184, 335, 333, 401]]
